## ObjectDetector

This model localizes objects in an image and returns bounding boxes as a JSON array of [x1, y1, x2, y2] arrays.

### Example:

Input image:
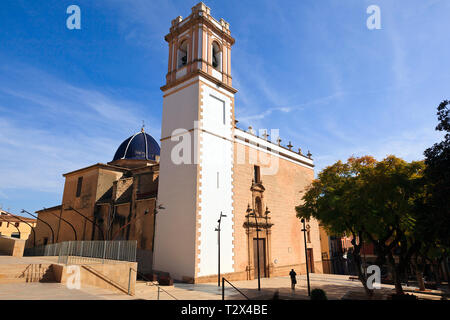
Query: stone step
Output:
[[0, 264, 55, 284], [0, 278, 57, 284]]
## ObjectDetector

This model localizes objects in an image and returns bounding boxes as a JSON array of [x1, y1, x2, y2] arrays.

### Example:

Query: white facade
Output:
[[153, 81, 200, 280], [197, 82, 234, 277], [154, 2, 237, 281]]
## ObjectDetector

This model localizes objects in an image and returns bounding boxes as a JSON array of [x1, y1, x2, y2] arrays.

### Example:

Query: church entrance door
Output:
[[253, 238, 267, 278], [307, 248, 315, 273]]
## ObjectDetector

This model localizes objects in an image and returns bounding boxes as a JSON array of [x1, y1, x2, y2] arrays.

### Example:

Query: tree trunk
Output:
[[353, 252, 374, 297], [388, 252, 404, 295], [412, 255, 426, 291], [351, 237, 373, 297], [433, 260, 442, 285], [444, 257, 450, 288]]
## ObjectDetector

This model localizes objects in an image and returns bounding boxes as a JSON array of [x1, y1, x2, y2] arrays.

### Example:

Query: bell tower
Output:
[[154, 2, 237, 282], [161, 2, 235, 93]]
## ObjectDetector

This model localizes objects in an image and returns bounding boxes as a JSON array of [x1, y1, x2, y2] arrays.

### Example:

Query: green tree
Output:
[[297, 156, 425, 295], [296, 156, 376, 296], [421, 100, 450, 286]]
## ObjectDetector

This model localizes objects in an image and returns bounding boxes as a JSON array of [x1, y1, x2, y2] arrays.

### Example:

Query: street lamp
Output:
[[43, 207, 77, 241], [151, 202, 165, 252], [215, 211, 227, 287], [21, 209, 55, 244], [5, 212, 36, 247], [247, 204, 261, 291], [0, 215, 21, 239], [65, 206, 105, 240], [111, 207, 156, 240], [301, 218, 311, 296]]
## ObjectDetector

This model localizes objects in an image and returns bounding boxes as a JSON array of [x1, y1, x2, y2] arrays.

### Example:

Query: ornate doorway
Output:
[[253, 238, 267, 278]]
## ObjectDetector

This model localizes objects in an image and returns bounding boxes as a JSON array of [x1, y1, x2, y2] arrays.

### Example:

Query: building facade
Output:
[[0, 210, 36, 241], [32, 2, 323, 282]]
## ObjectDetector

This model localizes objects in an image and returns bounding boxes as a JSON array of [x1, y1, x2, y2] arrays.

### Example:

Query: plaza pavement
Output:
[[0, 273, 444, 300]]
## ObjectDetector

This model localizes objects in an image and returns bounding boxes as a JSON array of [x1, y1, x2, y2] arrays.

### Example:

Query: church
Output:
[[32, 2, 323, 283]]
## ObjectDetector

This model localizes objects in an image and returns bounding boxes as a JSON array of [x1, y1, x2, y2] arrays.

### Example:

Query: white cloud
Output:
[[0, 64, 161, 197]]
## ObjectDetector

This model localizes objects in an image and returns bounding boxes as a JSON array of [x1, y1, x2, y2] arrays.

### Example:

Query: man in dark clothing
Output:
[[289, 269, 297, 290]]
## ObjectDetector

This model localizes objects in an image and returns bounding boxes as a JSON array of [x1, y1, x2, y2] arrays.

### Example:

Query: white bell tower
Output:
[[154, 2, 237, 282]]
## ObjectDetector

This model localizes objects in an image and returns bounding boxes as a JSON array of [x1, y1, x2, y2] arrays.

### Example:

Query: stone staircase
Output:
[[0, 263, 56, 283]]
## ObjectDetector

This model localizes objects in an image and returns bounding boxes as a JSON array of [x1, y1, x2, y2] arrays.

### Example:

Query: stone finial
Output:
[[192, 2, 210, 15], [262, 130, 269, 140], [307, 150, 312, 158], [220, 18, 230, 30], [234, 119, 239, 127], [171, 16, 183, 26], [298, 148, 302, 155], [277, 137, 282, 146], [287, 141, 293, 150], [248, 126, 254, 134]]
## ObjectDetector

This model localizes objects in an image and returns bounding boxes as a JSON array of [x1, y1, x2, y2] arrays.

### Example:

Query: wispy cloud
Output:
[[0, 63, 160, 199]]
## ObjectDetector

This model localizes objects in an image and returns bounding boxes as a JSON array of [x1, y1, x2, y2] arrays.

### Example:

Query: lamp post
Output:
[[215, 212, 227, 287], [21, 209, 55, 244], [152, 202, 165, 252], [65, 206, 104, 240], [301, 218, 311, 296], [5, 212, 36, 247], [43, 207, 77, 241], [247, 204, 261, 291], [112, 208, 153, 240], [0, 215, 21, 239]]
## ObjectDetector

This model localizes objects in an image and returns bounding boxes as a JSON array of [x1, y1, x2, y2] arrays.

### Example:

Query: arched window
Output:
[[212, 41, 222, 71], [177, 40, 188, 68]]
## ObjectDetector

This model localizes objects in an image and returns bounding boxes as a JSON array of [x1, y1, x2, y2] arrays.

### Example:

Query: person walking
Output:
[[289, 269, 297, 290]]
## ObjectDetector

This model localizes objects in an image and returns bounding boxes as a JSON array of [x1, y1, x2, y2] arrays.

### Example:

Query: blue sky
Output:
[[0, 0, 448, 215]]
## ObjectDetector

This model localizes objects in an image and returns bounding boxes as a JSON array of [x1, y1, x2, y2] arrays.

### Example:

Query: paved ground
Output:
[[0, 282, 134, 300], [0, 256, 58, 264], [0, 273, 444, 300], [134, 273, 443, 300]]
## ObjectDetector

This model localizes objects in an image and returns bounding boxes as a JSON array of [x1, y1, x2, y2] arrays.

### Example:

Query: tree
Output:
[[423, 100, 450, 248], [421, 100, 450, 286], [296, 156, 377, 296], [296, 155, 425, 295]]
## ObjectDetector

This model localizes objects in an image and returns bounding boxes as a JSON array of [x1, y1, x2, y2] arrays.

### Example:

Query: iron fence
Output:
[[24, 240, 137, 265]]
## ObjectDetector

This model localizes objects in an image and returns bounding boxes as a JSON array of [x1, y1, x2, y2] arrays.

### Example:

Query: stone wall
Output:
[[0, 236, 26, 257], [231, 141, 322, 280]]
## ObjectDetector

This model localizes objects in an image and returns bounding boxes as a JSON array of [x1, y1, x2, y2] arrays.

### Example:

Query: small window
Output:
[[177, 40, 188, 68], [76, 176, 83, 197], [254, 165, 261, 183], [212, 41, 222, 71], [11, 232, 20, 239]]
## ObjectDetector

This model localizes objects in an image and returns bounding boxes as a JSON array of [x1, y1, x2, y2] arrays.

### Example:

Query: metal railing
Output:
[[24, 240, 137, 265], [131, 268, 177, 299], [222, 277, 250, 300]]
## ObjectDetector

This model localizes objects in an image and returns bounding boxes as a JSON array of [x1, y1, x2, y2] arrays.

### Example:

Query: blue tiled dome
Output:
[[113, 129, 160, 161]]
